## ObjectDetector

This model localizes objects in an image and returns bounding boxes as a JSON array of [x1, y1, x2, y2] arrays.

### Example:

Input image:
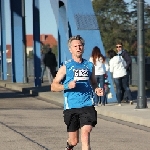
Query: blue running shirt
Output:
[[62, 59, 94, 110]]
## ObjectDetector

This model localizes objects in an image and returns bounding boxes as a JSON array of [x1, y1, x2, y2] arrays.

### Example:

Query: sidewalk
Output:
[[0, 78, 150, 128]]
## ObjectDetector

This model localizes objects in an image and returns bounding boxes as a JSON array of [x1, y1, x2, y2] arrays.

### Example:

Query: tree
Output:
[[130, 0, 150, 56], [144, 3, 150, 56], [92, 0, 130, 51], [92, 0, 150, 56], [41, 44, 50, 54], [51, 45, 58, 58]]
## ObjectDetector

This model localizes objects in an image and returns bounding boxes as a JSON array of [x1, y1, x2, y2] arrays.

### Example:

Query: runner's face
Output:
[[69, 40, 84, 58]]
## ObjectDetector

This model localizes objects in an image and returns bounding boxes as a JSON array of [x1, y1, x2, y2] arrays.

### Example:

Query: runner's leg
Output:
[[81, 125, 92, 150]]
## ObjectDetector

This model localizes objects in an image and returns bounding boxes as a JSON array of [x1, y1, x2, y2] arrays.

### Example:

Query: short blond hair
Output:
[[68, 35, 85, 48]]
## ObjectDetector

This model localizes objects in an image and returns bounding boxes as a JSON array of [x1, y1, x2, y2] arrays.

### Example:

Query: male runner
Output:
[[51, 35, 103, 150]]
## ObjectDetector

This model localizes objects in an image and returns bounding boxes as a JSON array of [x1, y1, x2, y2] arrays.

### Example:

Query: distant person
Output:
[[107, 49, 132, 106], [41, 49, 46, 83], [51, 35, 103, 150], [89, 46, 109, 106], [115, 41, 133, 104], [43, 48, 57, 84]]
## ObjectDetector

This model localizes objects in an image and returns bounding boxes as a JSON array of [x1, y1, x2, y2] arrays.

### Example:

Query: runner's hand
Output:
[[95, 88, 103, 96], [68, 80, 77, 89]]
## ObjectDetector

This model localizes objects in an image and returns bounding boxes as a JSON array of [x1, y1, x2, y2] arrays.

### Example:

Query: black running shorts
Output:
[[63, 106, 97, 132]]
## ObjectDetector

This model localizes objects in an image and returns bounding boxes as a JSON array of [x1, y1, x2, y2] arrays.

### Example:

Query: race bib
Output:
[[74, 69, 89, 81]]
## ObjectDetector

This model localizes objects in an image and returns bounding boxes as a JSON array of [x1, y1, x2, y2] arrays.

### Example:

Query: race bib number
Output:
[[74, 69, 89, 81]]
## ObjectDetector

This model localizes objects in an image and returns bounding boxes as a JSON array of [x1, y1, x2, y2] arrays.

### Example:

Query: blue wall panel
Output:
[[10, 0, 24, 82], [58, 3, 71, 65], [67, 0, 116, 102], [50, 0, 117, 103]]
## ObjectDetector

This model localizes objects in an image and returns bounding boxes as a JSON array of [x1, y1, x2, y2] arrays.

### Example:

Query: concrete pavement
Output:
[[0, 78, 150, 128]]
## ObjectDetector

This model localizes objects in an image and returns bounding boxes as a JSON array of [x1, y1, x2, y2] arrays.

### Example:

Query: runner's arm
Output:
[[90, 66, 98, 90], [51, 65, 66, 92], [90, 66, 103, 96]]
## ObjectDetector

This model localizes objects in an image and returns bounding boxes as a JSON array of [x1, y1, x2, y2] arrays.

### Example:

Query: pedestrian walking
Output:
[[89, 46, 109, 106], [107, 49, 132, 106], [41, 49, 46, 83], [115, 41, 133, 104], [51, 35, 103, 150], [43, 48, 57, 84]]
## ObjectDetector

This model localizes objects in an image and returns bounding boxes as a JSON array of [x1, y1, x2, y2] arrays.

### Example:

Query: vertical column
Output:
[[136, 0, 147, 108], [0, 0, 7, 80], [58, 32, 61, 67], [33, 0, 41, 87], [22, 0, 28, 83], [58, 1, 69, 64], [10, 0, 24, 82]]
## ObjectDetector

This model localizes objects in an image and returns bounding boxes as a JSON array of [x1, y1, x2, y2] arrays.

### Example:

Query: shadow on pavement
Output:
[[0, 91, 35, 99], [22, 85, 51, 94], [0, 85, 51, 99]]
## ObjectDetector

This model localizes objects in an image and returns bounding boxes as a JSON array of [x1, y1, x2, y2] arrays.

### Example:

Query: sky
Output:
[[2, 0, 150, 44], [4, 0, 57, 44]]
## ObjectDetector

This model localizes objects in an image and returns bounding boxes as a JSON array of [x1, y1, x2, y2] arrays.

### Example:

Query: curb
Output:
[[0, 82, 39, 96], [96, 108, 150, 128]]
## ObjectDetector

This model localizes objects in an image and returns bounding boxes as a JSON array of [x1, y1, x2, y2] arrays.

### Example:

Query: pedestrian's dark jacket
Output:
[[43, 51, 57, 69], [120, 50, 132, 71], [41, 53, 45, 65]]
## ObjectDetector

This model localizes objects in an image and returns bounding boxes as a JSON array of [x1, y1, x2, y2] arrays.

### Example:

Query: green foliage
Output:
[[28, 51, 33, 59], [51, 45, 58, 58], [27, 44, 58, 59], [41, 44, 50, 54], [41, 44, 58, 57], [92, 0, 150, 56]]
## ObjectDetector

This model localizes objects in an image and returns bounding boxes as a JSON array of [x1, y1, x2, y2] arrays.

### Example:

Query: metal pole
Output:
[[136, 0, 147, 109], [0, 0, 7, 80], [22, 0, 28, 83], [0, 0, 2, 79], [33, 0, 41, 87]]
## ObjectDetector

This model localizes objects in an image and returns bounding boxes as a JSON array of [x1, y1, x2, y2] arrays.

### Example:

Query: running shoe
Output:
[[65, 148, 73, 150]]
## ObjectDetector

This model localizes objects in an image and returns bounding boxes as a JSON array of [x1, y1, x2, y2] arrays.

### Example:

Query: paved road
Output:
[[0, 87, 150, 150]]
